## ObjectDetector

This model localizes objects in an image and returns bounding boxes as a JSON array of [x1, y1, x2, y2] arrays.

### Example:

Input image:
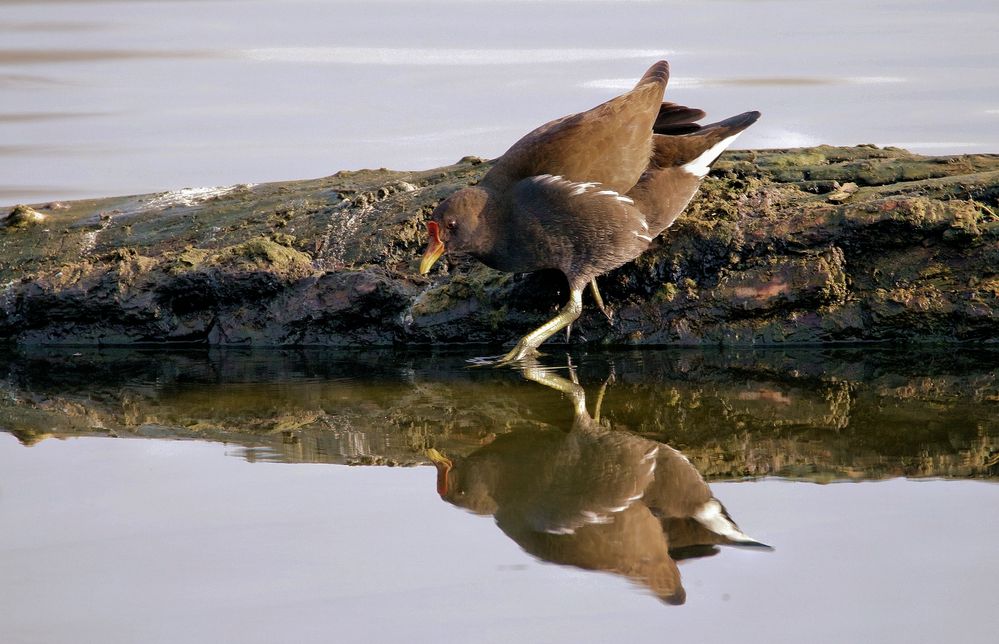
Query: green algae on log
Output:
[[0, 145, 997, 346]]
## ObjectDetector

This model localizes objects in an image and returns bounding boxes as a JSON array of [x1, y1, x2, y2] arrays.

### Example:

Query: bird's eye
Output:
[[446, 219, 458, 230]]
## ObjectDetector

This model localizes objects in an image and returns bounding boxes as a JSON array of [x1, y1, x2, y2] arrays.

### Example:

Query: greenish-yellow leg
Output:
[[590, 279, 613, 321], [520, 359, 588, 418], [494, 288, 583, 365]]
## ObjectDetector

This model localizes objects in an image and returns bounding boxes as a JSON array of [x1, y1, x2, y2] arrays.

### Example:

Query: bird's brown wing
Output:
[[483, 61, 670, 194], [498, 174, 655, 287]]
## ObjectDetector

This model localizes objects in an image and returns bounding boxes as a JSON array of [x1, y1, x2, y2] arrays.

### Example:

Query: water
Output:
[[2, 0, 998, 205], [0, 347, 997, 643]]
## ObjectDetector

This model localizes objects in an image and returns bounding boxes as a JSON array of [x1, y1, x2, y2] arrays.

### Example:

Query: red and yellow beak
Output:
[[419, 221, 445, 275], [426, 448, 453, 496]]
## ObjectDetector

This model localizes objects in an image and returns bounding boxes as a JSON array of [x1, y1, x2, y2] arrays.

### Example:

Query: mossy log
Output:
[[1, 145, 997, 346]]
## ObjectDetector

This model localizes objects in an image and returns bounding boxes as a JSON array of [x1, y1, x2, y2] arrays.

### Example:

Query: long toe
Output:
[[466, 349, 540, 367], [496, 342, 542, 367], [467, 354, 507, 367]]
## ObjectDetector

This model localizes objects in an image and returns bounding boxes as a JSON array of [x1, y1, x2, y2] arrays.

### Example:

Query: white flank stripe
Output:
[[581, 511, 612, 524], [634, 232, 653, 242], [595, 190, 619, 197], [544, 526, 575, 535], [617, 195, 635, 204], [683, 133, 741, 178]]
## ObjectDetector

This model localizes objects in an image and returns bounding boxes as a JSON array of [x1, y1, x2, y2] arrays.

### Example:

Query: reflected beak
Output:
[[419, 221, 445, 275], [426, 448, 453, 496]]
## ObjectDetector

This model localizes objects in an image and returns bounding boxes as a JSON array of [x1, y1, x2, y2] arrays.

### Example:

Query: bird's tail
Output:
[[652, 102, 706, 136], [651, 110, 761, 172], [692, 498, 772, 549], [627, 110, 760, 235]]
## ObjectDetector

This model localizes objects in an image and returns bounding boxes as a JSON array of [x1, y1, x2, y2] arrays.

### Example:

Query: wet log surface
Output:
[[1, 145, 997, 346]]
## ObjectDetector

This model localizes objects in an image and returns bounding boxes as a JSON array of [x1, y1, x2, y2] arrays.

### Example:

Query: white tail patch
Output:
[[683, 133, 741, 178], [693, 499, 763, 545]]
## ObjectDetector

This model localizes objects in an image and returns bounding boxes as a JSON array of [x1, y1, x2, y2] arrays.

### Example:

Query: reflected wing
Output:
[[521, 431, 660, 535]]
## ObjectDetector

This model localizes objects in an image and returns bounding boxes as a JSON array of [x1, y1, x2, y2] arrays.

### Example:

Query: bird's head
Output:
[[419, 186, 491, 274], [425, 447, 498, 515]]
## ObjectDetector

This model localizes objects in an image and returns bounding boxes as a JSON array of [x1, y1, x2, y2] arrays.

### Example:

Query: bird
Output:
[[418, 60, 760, 365], [425, 362, 769, 604]]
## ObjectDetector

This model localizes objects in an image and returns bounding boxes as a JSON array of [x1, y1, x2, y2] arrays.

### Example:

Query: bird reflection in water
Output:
[[427, 361, 770, 605]]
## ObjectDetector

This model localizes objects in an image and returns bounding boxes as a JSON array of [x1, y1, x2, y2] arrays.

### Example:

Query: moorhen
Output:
[[419, 60, 760, 364], [426, 363, 768, 604]]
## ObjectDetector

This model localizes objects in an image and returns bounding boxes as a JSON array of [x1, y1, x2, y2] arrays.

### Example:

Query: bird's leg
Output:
[[493, 288, 583, 366], [589, 279, 614, 323], [593, 379, 608, 424], [520, 359, 588, 418]]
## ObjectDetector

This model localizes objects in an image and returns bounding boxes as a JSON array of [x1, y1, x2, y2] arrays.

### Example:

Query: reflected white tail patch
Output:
[[693, 498, 761, 545], [683, 133, 741, 178]]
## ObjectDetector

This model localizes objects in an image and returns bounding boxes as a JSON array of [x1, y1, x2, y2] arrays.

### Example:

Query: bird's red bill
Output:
[[426, 448, 452, 496], [419, 221, 445, 274]]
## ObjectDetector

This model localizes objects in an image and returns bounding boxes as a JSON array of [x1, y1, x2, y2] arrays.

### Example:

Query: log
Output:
[[1, 145, 997, 346]]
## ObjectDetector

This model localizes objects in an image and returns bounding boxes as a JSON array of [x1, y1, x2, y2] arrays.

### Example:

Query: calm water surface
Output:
[[2, 0, 998, 204], [0, 347, 997, 643]]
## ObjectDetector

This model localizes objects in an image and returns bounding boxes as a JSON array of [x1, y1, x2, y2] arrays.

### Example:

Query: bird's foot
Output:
[[467, 342, 540, 367], [589, 279, 616, 325], [598, 305, 616, 326]]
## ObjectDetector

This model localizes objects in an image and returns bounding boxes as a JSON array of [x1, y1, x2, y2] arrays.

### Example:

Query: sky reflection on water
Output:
[[0, 347, 997, 641]]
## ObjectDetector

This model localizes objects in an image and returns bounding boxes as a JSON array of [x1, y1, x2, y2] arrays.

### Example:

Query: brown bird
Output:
[[426, 363, 769, 604], [419, 60, 760, 364]]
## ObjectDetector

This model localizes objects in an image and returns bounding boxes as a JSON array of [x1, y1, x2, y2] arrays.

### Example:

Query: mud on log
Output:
[[1, 145, 997, 346]]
